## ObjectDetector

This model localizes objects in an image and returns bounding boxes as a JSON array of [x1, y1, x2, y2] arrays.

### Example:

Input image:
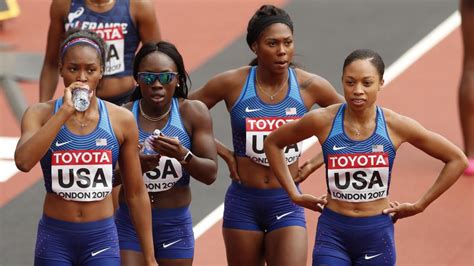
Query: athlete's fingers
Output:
[[382, 207, 396, 215], [316, 195, 328, 205], [229, 171, 241, 182]]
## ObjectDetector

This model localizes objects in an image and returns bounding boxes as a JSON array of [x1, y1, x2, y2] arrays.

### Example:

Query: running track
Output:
[[1, 1, 472, 265]]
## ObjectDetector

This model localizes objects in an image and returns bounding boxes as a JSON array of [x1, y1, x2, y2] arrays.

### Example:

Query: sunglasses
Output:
[[137, 71, 178, 85]]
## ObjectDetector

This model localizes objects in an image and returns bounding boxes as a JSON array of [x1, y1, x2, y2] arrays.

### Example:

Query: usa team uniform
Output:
[[65, 0, 140, 104], [115, 98, 195, 259], [35, 98, 120, 265], [223, 66, 307, 232], [314, 104, 397, 265]]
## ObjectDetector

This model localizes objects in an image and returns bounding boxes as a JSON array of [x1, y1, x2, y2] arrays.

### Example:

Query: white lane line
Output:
[[384, 11, 460, 85], [0, 137, 20, 182], [0, 136, 18, 159], [193, 203, 224, 239]]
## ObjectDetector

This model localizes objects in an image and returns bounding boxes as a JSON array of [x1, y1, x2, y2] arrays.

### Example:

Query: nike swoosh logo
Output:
[[56, 140, 72, 147], [365, 253, 382, 260], [276, 211, 295, 220], [245, 107, 261, 113], [332, 145, 347, 151], [91, 247, 110, 257], [163, 239, 182, 248]]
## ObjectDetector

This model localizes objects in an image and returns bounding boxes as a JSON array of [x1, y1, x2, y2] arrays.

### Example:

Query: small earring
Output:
[[177, 83, 180, 88]]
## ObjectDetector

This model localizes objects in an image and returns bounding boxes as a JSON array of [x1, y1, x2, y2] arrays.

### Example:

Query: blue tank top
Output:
[[40, 98, 120, 202], [65, 0, 139, 77], [132, 98, 192, 192], [322, 104, 396, 202], [230, 66, 307, 166]]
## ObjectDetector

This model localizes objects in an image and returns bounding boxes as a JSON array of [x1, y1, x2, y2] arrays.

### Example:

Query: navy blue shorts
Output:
[[34, 215, 120, 266], [312, 208, 396, 266], [223, 181, 306, 232], [115, 203, 194, 259]]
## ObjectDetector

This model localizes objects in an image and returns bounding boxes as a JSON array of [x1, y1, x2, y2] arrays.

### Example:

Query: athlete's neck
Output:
[[345, 104, 377, 126], [256, 67, 288, 88]]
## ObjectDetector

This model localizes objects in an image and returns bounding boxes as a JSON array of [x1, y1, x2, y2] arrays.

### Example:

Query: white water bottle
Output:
[[142, 129, 162, 155], [72, 87, 90, 112]]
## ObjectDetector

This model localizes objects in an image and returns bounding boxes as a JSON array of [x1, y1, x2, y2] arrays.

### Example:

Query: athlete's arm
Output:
[[39, 0, 68, 102], [264, 109, 328, 211], [294, 151, 324, 183], [131, 0, 161, 43], [15, 84, 79, 171], [383, 112, 468, 219], [189, 69, 246, 180], [114, 107, 157, 266], [215, 139, 241, 182], [180, 100, 218, 184], [189, 68, 243, 109]]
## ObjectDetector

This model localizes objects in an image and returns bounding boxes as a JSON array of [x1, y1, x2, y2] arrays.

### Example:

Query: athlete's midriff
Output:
[[43, 192, 114, 222], [96, 75, 135, 99], [118, 185, 191, 209], [236, 156, 300, 189], [325, 195, 390, 217]]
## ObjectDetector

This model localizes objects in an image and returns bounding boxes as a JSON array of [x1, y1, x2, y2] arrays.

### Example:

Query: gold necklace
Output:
[[256, 72, 288, 100], [73, 116, 89, 128], [353, 128, 361, 136], [87, 0, 114, 7], [139, 100, 171, 122]]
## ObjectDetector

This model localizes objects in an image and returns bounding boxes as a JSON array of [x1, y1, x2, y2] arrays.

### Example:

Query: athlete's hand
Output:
[[138, 142, 161, 173], [224, 152, 241, 182], [292, 193, 327, 212], [152, 135, 188, 161], [382, 201, 423, 223], [62, 82, 88, 114]]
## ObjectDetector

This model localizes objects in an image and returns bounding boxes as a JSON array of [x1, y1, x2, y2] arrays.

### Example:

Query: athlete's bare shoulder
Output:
[[106, 101, 134, 120], [309, 104, 341, 122], [105, 101, 136, 141], [294, 68, 332, 91], [28, 100, 56, 120], [381, 107, 425, 147], [180, 98, 208, 112], [381, 107, 408, 130], [302, 104, 342, 142], [121, 101, 134, 112], [210, 66, 251, 88], [293, 68, 343, 108], [191, 66, 252, 108]]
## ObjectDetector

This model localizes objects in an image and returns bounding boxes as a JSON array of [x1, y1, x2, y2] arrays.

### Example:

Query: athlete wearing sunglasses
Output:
[[115, 41, 217, 266], [137, 72, 178, 86]]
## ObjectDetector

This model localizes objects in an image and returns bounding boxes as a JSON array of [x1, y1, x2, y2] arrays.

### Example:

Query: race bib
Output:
[[143, 157, 183, 192], [65, 19, 127, 75], [245, 117, 301, 166], [51, 150, 113, 202], [327, 152, 389, 202], [95, 26, 125, 75]]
